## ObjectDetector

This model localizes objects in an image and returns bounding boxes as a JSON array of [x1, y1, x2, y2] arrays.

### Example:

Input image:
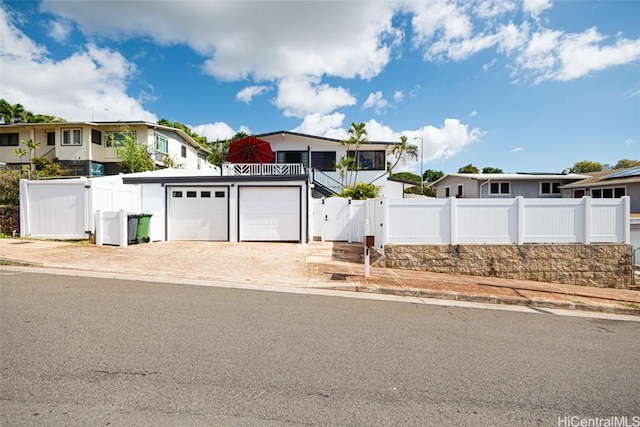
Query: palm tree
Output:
[[23, 139, 40, 176], [0, 100, 28, 124], [340, 122, 369, 186], [13, 147, 28, 166], [369, 135, 418, 185]]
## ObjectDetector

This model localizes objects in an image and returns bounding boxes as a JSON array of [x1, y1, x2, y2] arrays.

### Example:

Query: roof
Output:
[[0, 121, 210, 154], [560, 167, 640, 189], [430, 173, 590, 187], [255, 130, 396, 146]]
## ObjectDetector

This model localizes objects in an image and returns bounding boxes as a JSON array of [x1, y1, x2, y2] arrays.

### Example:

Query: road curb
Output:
[[355, 285, 640, 317]]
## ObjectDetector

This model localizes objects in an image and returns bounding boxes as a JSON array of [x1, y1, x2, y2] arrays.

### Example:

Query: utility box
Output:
[[365, 235, 375, 247]]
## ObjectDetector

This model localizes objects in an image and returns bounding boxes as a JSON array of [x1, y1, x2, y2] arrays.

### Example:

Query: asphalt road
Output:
[[1, 270, 639, 426]]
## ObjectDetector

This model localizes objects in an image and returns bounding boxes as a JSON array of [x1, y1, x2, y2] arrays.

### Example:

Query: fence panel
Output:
[[371, 197, 629, 248], [386, 198, 450, 244], [523, 198, 584, 243], [455, 198, 518, 244]]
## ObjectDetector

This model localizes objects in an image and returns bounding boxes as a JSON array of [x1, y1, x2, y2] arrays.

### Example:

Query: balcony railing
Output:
[[222, 163, 306, 176]]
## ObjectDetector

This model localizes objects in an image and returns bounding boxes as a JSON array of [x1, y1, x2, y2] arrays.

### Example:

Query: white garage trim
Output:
[[238, 186, 302, 242], [167, 185, 229, 241]]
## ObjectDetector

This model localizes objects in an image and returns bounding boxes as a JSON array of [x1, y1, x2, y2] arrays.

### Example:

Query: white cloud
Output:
[[0, 5, 155, 122], [362, 91, 389, 113], [483, 58, 497, 71], [419, 119, 485, 162], [236, 85, 270, 104], [470, 110, 478, 117], [509, 147, 524, 153], [48, 18, 71, 43], [292, 112, 345, 137], [474, 0, 516, 19], [624, 138, 636, 146], [191, 122, 242, 142], [40, 0, 399, 82], [393, 90, 404, 102], [523, 0, 552, 19], [274, 76, 356, 118]]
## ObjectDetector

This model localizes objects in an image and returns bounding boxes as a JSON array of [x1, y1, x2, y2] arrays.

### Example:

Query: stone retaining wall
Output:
[[385, 244, 632, 289], [0, 206, 19, 236]]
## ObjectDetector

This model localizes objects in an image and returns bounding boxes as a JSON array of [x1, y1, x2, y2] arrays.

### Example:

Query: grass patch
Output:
[[622, 302, 639, 310]]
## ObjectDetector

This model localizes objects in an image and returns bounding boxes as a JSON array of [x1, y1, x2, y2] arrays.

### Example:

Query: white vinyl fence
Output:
[[20, 176, 140, 239], [311, 198, 366, 242], [362, 196, 631, 253]]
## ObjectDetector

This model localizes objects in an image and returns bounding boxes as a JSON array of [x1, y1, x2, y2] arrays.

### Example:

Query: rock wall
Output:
[[0, 206, 20, 236], [384, 244, 632, 289]]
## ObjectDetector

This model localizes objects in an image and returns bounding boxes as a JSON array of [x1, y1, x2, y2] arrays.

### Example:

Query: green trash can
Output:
[[127, 214, 139, 244], [136, 213, 153, 243]]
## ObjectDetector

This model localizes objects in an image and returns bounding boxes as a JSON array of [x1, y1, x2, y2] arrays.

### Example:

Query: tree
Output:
[[338, 182, 379, 200], [369, 135, 418, 185], [22, 139, 40, 176], [337, 122, 369, 187], [423, 169, 444, 183], [570, 160, 603, 173], [612, 159, 640, 170], [458, 164, 480, 174], [0, 100, 27, 124], [110, 127, 154, 173], [12, 147, 27, 166], [158, 118, 207, 147], [482, 166, 503, 174], [208, 131, 248, 167], [390, 171, 421, 184]]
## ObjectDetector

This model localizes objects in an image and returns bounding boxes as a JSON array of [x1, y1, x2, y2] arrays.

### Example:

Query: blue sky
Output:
[[0, 0, 638, 174]]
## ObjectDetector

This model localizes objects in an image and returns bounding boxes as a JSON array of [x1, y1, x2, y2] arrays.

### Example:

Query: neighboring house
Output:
[[560, 167, 640, 250], [429, 172, 589, 199], [0, 121, 213, 176], [252, 131, 397, 198]]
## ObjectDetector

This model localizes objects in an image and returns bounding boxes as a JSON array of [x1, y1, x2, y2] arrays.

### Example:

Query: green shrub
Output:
[[0, 168, 28, 205], [338, 182, 379, 200]]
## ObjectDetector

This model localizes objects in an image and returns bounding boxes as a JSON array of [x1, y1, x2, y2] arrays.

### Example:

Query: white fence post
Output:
[[19, 179, 30, 237], [95, 210, 103, 245], [517, 196, 525, 245], [449, 197, 457, 245], [583, 196, 592, 244], [623, 195, 631, 244]]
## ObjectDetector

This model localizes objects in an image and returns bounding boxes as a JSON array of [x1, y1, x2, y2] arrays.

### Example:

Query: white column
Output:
[[449, 196, 457, 245], [516, 196, 525, 245], [583, 196, 591, 244]]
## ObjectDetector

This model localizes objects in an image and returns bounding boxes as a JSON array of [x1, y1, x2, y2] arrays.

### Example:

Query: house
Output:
[[0, 121, 214, 176], [19, 130, 402, 243], [253, 131, 399, 198], [429, 172, 589, 199], [560, 166, 640, 250]]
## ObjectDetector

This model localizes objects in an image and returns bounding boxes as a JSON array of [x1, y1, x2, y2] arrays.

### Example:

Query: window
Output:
[[541, 181, 561, 195], [347, 150, 386, 170], [155, 135, 168, 153], [181, 145, 187, 158], [105, 131, 135, 147], [61, 129, 82, 145], [489, 181, 510, 195], [277, 151, 308, 166], [0, 133, 19, 146], [186, 191, 197, 198], [91, 129, 102, 145], [311, 151, 336, 171], [445, 186, 451, 197], [201, 191, 211, 198], [215, 191, 225, 198], [47, 132, 55, 146], [173, 191, 183, 198], [457, 185, 463, 197], [591, 187, 625, 199]]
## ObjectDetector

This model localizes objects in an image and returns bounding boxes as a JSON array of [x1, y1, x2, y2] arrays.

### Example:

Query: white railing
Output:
[[359, 196, 631, 253], [222, 163, 305, 176], [311, 169, 343, 194]]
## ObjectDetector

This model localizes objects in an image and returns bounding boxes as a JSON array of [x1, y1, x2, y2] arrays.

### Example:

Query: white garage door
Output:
[[167, 186, 228, 241], [239, 186, 301, 242]]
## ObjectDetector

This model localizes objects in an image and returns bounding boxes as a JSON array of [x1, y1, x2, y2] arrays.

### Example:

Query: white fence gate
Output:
[[312, 198, 366, 242], [20, 176, 140, 239]]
